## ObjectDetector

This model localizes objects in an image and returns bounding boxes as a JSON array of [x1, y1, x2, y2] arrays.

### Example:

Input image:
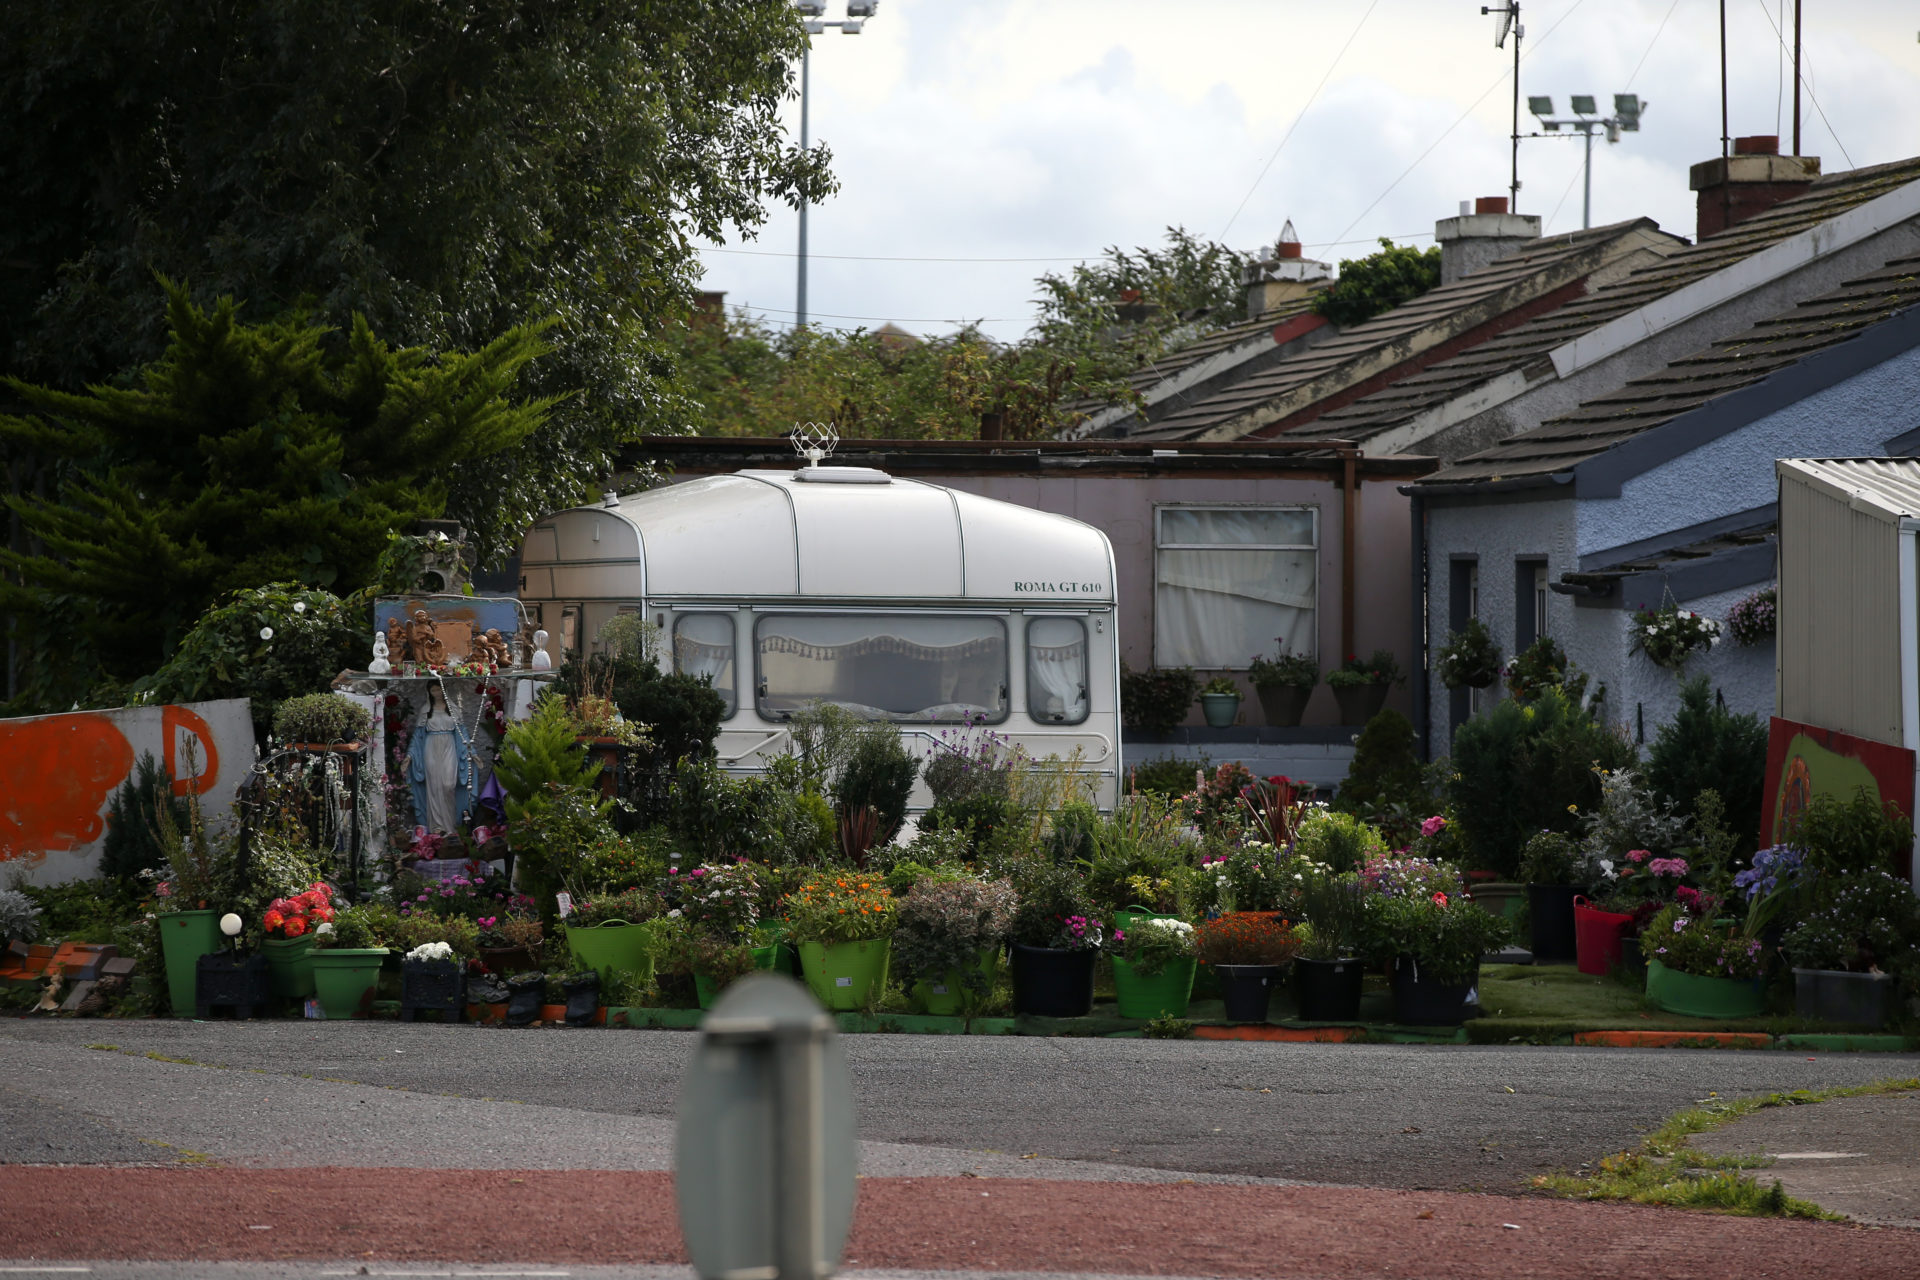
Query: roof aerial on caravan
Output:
[[520, 467, 1116, 604]]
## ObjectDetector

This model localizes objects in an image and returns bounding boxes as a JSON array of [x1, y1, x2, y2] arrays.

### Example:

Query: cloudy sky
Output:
[[693, 0, 1920, 344]]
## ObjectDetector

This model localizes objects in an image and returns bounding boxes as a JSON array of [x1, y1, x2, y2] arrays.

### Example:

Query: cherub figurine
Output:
[[385, 616, 411, 664], [408, 608, 446, 666], [473, 627, 511, 667]]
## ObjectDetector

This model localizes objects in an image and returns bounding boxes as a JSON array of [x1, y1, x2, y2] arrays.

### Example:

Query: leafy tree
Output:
[[1312, 239, 1443, 327], [1644, 676, 1769, 852], [0, 287, 552, 709], [0, 0, 833, 556]]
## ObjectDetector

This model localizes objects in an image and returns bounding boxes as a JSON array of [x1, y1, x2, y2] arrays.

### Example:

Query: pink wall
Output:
[[935, 473, 1416, 728]]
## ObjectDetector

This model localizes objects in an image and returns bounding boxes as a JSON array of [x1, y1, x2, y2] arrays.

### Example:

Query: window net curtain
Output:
[[1156, 509, 1316, 670], [1026, 617, 1089, 723], [673, 614, 736, 715], [756, 614, 1008, 722]]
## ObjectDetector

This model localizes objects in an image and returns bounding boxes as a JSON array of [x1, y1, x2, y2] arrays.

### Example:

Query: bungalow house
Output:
[[1409, 253, 1920, 757], [626, 436, 1436, 787]]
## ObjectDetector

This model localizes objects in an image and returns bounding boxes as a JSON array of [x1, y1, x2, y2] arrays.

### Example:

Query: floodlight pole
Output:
[[1527, 102, 1644, 230], [1508, 4, 1522, 212], [793, 4, 876, 331]]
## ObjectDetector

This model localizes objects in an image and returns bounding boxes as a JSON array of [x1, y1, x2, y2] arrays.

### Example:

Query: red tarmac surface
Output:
[[2, 1166, 1916, 1278]]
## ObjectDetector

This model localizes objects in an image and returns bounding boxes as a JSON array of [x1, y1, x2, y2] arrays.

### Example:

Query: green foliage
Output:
[[891, 876, 1017, 998], [272, 694, 372, 746], [922, 793, 1015, 860], [1121, 663, 1200, 733], [1446, 686, 1636, 878], [1371, 895, 1511, 986], [1641, 903, 1766, 979], [1292, 811, 1389, 873], [669, 758, 829, 866], [574, 829, 677, 896], [1142, 1015, 1195, 1039], [1644, 677, 1768, 853], [319, 905, 382, 951], [1325, 649, 1404, 689], [1294, 871, 1373, 960], [20, 879, 140, 944], [567, 888, 666, 929], [1108, 915, 1196, 978], [605, 658, 727, 769], [833, 723, 920, 846], [1504, 635, 1587, 704], [1248, 648, 1318, 688], [495, 699, 605, 822], [1781, 869, 1920, 987], [1335, 710, 1427, 816], [1, 288, 551, 709], [100, 754, 186, 885], [1791, 787, 1914, 886], [0, 888, 42, 944], [1311, 239, 1442, 327], [1009, 861, 1098, 949], [1126, 754, 1209, 798], [1518, 831, 1588, 887]]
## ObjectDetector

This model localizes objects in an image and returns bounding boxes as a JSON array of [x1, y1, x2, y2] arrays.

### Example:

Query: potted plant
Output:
[[309, 905, 388, 1019], [675, 935, 759, 1010], [1107, 916, 1198, 1020], [1782, 868, 1919, 1028], [399, 940, 467, 1021], [1248, 646, 1318, 727], [1579, 849, 1690, 976], [1196, 912, 1300, 1023], [892, 876, 1017, 1017], [1435, 618, 1501, 690], [150, 788, 233, 1017], [1120, 663, 1201, 735], [1007, 863, 1103, 1017], [1292, 871, 1372, 1021], [1196, 676, 1243, 729], [1640, 899, 1767, 1018], [563, 887, 666, 984], [260, 882, 334, 1000], [1518, 831, 1588, 964], [1325, 650, 1402, 725], [1725, 586, 1777, 648], [271, 692, 372, 750], [477, 914, 545, 977], [1628, 601, 1721, 670], [1373, 890, 1510, 1025], [782, 872, 896, 1011]]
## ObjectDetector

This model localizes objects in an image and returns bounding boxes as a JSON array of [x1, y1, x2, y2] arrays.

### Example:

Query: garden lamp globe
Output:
[[219, 913, 242, 937]]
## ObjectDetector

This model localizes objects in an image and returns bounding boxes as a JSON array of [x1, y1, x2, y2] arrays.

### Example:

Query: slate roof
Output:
[[1315, 154, 1920, 448], [1554, 520, 1776, 595], [1134, 220, 1667, 442], [1419, 254, 1920, 487]]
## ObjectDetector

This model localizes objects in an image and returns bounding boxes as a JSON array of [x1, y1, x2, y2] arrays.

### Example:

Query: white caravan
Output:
[[517, 462, 1122, 808]]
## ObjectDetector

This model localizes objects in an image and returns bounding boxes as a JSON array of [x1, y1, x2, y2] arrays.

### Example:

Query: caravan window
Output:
[[673, 613, 737, 716], [754, 614, 1008, 723], [1026, 617, 1089, 724]]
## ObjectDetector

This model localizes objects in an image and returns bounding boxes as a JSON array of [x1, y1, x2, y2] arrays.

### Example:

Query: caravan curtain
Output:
[[755, 614, 1008, 722], [1026, 617, 1089, 723], [673, 613, 737, 716]]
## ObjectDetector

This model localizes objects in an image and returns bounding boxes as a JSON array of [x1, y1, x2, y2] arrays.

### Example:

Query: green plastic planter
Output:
[[158, 909, 222, 1016], [310, 948, 388, 1019], [797, 937, 891, 1011], [564, 920, 656, 982], [1112, 954, 1196, 1020], [1645, 958, 1765, 1018], [752, 942, 794, 975], [910, 947, 999, 1016], [262, 933, 318, 999], [1112, 906, 1175, 934]]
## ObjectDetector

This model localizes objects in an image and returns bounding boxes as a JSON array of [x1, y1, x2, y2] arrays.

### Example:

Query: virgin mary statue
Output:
[[407, 685, 475, 833]]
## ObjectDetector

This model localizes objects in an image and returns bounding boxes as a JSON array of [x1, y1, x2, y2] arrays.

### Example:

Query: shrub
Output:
[[0, 888, 43, 944], [1335, 710, 1426, 817], [1127, 754, 1210, 798], [1107, 916, 1195, 977], [1503, 635, 1586, 704], [1009, 861, 1101, 949], [1369, 893, 1510, 985], [672, 863, 761, 941], [100, 753, 186, 884], [781, 872, 895, 943], [568, 887, 666, 929], [1518, 830, 1589, 886], [1781, 869, 1920, 986], [1790, 787, 1914, 888], [1292, 811, 1388, 872], [1121, 663, 1199, 733], [1446, 686, 1635, 878], [1293, 870, 1373, 960], [557, 644, 725, 769], [1311, 239, 1441, 327], [892, 877, 1017, 998], [271, 692, 372, 745], [833, 723, 920, 846], [1248, 648, 1318, 689], [1643, 677, 1767, 852], [1579, 767, 1687, 869]]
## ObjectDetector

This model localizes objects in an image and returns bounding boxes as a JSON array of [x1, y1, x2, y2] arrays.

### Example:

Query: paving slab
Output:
[[1691, 1090, 1920, 1228]]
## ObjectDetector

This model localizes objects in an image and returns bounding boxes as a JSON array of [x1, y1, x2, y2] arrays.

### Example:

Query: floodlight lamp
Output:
[[1542, 120, 1560, 131], [847, 0, 878, 15], [804, 19, 824, 34], [1615, 93, 1644, 129], [796, 1, 826, 15], [840, 18, 863, 33], [1528, 95, 1553, 117], [1570, 94, 1596, 115]]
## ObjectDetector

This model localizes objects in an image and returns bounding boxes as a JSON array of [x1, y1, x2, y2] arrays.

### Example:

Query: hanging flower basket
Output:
[[1725, 587, 1777, 646], [1436, 618, 1501, 689], [1629, 602, 1720, 669]]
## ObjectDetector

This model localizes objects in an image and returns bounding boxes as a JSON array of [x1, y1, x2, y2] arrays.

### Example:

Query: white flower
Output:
[[405, 941, 453, 962], [259, 626, 274, 640], [667, 908, 682, 919], [292, 601, 307, 614], [314, 921, 335, 936]]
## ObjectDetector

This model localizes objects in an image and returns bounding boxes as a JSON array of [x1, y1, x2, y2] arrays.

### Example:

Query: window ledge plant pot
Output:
[[1792, 967, 1894, 1028], [1198, 692, 1242, 728], [1010, 944, 1096, 1018], [1112, 955, 1197, 1020], [1214, 963, 1283, 1023], [1330, 682, 1387, 725], [797, 937, 891, 1011], [1254, 684, 1313, 728], [1645, 958, 1765, 1019], [311, 947, 388, 1019]]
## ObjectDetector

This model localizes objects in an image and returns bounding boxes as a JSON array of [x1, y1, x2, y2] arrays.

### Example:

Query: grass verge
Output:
[[1534, 1077, 1920, 1217]]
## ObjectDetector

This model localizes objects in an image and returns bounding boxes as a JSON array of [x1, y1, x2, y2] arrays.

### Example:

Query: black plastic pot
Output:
[[400, 958, 467, 1022], [1215, 964, 1281, 1023], [1293, 956, 1364, 1021], [561, 971, 601, 1027], [1527, 883, 1581, 963], [505, 972, 546, 1026], [195, 952, 271, 1019], [1010, 944, 1095, 1017], [1390, 957, 1478, 1025]]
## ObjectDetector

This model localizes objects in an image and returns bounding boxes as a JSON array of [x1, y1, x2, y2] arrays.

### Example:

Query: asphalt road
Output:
[[3, 1018, 1913, 1190]]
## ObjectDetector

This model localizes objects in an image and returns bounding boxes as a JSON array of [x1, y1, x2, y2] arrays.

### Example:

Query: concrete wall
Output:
[[939, 472, 1417, 729]]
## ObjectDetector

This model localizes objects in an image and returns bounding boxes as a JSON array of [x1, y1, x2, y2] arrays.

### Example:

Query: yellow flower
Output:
[[1567, 804, 1578, 813]]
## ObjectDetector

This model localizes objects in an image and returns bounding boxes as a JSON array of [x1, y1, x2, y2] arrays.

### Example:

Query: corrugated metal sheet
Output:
[[1777, 458, 1919, 744]]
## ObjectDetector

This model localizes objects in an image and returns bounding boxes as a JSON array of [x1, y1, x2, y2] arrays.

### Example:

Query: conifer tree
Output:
[[493, 697, 605, 828]]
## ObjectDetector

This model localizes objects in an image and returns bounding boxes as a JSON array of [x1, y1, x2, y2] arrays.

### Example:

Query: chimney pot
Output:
[[1474, 196, 1509, 215], [1276, 241, 1302, 259], [1733, 135, 1779, 156]]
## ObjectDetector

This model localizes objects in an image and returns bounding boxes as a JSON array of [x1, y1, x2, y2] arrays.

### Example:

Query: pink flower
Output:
[[1647, 857, 1689, 877], [1420, 815, 1447, 838], [1626, 849, 1650, 864]]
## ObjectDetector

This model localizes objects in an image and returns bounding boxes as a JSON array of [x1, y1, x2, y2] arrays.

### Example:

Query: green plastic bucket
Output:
[[311, 949, 387, 1019], [910, 947, 999, 1016], [1112, 954, 1196, 1020], [158, 909, 222, 1016], [797, 937, 891, 1011], [1646, 958, 1765, 1019], [564, 920, 656, 982], [262, 932, 318, 999]]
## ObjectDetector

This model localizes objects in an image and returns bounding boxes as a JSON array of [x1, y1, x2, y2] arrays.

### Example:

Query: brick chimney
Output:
[[1242, 220, 1334, 317], [1690, 137, 1820, 240], [1434, 197, 1542, 284]]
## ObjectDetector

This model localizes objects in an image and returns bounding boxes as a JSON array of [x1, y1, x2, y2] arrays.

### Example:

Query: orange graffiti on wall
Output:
[[162, 704, 220, 797], [0, 714, 136, 867]]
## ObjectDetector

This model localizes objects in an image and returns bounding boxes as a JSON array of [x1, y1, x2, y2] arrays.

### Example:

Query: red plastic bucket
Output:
[[1573, 897, 1634, 976]]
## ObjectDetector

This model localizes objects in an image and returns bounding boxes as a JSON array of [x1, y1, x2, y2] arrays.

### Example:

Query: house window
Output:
[[754, 613, 1008, 723], [673, 613, 737, 717], [1154, 506, 1317, 670], [1027, 616, 1089, 724], [1515, 558, 1547, 651]]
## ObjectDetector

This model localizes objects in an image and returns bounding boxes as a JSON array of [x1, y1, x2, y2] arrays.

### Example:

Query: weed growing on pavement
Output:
[[1142, 1015, 1194, 1039], [1535, 1077, 1920, 1216]]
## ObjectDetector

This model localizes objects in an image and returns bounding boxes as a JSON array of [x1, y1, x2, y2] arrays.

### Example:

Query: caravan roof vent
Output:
[[792, 465, 891, 484]]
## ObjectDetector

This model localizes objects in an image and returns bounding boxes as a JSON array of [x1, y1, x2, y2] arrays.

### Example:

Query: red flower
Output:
[[282, 916, 307, 938], [263, 910, 285, 931], [1432, 892, 1449, 907]]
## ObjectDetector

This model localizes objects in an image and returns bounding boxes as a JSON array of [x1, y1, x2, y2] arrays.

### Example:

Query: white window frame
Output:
[[1152, 503, 1320, 670]]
